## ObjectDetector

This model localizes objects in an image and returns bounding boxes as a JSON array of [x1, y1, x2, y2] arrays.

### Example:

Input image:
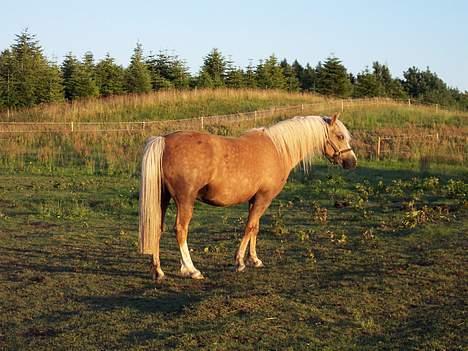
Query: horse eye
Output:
[[337, 135, 344, 140]]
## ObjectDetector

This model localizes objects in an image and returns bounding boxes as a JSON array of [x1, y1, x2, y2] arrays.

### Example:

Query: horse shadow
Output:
[[0, 245, 149, 279], [78, 286, 203, 315]]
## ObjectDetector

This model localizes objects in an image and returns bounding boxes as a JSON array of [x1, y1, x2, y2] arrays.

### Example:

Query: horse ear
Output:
[[331, 113, 340, 125]]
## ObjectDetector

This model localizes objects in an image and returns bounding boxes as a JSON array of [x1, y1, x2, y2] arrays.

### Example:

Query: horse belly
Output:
[[198, 178, 256, 206]]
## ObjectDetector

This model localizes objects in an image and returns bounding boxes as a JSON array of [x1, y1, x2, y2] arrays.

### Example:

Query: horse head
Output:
[[323, 113, 357, 169]]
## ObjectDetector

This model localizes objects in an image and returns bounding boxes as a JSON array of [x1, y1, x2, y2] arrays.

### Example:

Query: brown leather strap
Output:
[[327, 139, 353, 157]]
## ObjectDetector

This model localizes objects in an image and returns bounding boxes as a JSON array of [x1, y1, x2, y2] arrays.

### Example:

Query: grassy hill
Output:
[[0, 89, 466, 175]]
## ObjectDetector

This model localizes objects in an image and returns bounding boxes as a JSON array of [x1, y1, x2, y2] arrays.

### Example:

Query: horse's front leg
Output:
[[247, 227, 264, 268], [235, 220, 259, 272], [235, 197, 271, 272]]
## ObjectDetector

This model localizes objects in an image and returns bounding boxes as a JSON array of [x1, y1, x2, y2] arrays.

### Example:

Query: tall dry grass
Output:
[[0, 90, 466, 175], [0, 89, 326, 123]]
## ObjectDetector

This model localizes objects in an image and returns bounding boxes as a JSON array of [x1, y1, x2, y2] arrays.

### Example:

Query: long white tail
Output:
[[139, 136, 165, 255]]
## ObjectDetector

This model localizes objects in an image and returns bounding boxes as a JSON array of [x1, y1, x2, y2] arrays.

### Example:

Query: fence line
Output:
[[0, 97, 453, 134], [374, 133, 467, 159], [0, 97, 465, 162]]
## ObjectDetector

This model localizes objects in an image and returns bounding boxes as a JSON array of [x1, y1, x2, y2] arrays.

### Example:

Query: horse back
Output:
[[162, 131, 287, 206]]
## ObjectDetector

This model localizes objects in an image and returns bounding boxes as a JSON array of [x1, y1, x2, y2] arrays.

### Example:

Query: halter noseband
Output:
[[327, 139, 353, 158]]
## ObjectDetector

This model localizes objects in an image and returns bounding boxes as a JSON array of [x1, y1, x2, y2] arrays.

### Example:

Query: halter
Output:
[[327, 138, 353, 158], [323, 119, 353, 160]]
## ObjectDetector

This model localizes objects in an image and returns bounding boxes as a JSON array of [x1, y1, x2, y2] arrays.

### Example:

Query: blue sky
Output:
[[2, 0, 467, 90]]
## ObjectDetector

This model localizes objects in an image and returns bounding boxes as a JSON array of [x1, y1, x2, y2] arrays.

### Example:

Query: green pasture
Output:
[[0, 160, 466, 350]]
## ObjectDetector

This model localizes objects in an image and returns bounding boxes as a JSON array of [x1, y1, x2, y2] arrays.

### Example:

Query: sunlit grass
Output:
[[0, 162, 465, 350], [0, 89, 326, 123], [0, 90, 466, 175]]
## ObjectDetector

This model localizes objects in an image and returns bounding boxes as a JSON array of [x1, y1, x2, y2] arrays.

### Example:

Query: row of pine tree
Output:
[[0, 31, 466, 110]]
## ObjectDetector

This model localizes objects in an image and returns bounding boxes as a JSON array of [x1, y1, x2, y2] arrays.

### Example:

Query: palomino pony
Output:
[[139, 113, 356, 281]]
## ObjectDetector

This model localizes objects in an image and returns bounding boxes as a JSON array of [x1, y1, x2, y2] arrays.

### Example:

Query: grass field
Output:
[[0, 90, 467, 350], [0, 160, 466, 350]]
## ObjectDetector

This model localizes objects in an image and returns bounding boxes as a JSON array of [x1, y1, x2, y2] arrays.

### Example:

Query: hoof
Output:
[[247, 257, 264, 268], [191, 271, 204, 280], [151, 265, 165, 282], [180, 265, 191, 277], [236, 264, 246, 272], [180, 265, 204, 279], [253, 260, 264, 268]]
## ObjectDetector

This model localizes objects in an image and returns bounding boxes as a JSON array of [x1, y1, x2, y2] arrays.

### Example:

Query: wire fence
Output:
[[0, 97, 465, 167], [0, 97, 458, 134]]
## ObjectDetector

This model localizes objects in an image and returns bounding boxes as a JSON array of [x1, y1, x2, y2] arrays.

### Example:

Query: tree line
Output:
[[0, 30, 466, 111]]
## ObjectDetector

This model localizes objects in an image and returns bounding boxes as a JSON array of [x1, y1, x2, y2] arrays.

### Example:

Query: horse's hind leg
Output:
[[174, 199, 204, 279], [235, 196, 271, 272], [150, 189, 171, 282]]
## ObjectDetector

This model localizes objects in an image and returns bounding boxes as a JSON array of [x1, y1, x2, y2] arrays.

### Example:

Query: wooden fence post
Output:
[[200, 116, 204, 130], [301, 104, 304, 112], [71, 121, 74, 133], [376, 136, 381, 160], [341, 100, 344, 112], [408, 99, 411, 107]]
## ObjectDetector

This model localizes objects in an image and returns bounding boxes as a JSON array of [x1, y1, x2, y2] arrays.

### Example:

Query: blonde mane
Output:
[[262, 116, 330, 170]]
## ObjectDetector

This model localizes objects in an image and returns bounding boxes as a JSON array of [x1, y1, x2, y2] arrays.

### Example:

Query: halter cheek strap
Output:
[[323, 118, 353, 160]]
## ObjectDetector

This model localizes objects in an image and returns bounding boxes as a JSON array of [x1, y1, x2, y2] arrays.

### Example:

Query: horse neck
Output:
[[263, 116, 328, 172]]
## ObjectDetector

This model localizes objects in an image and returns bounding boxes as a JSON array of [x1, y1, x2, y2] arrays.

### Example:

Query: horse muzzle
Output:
[[326, 148, 357, 169], [342, 156, 357, 169]]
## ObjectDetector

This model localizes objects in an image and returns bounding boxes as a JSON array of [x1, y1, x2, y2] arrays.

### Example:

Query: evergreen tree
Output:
[[291, 60, 304, 80], [197, 48, 227, 88], [146, 51, 172, 90], [300, 63, 317, 91], [280, 59, 300, 92], [9, 30, 42, 106], [348, 72, 356, 86], [95, 54, 125, 96], [37, 61, 63, 103], [316, 56, 352, 97], [291, 60, 307, 91], [196, 70, 215, 89], [372, 62, 392, 89], [256, 55, 287, 89], [0, 49, 15, 108], [1, 30, 64, 107], [353, 62, 406, 99], [124, 43, 152, 93], [169, 55, 191, 89], [146, 51, 191, 90], [2, 29, 466, 111], [371, 62, 406, 99], [82, 51, 99, 96], [225, 59, 245, 88], [243, 60, 257, 89], [61, 53, 79, 100], [353, 68, 382, 97], [452, 89, 468, 111], [61, 53, 98, 100], [402, 66, 455, 105]]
